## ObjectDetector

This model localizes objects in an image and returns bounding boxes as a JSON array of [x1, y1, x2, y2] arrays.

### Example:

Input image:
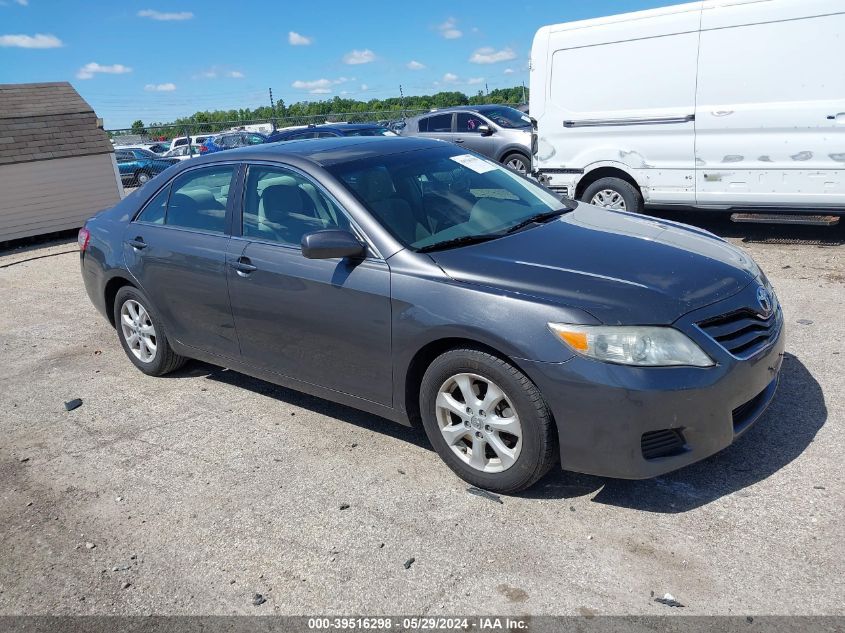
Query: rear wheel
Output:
[[135, 171, 151, 185], [113, 286, 186, 376], [502, 153, 530, 175], [580, 176, 643, 213], [419, 348, 557, 494]]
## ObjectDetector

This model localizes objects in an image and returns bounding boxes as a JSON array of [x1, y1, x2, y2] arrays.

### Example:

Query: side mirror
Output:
[[301, 229, 366, 260], [478, 124, 493, 136]]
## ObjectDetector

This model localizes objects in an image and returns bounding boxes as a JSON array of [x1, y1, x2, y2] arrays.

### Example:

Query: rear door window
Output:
[[423, 113, 453, 133], [137, 185, 169, 224], [165, 166, 236, 233]]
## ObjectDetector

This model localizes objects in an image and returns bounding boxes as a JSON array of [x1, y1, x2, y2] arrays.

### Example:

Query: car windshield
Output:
[[480, 107, 531, 129], [329, 146, 569, 251], [342, 127, 397, 137]]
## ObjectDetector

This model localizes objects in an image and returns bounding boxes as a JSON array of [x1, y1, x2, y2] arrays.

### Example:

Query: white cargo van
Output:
[[530, 0, 845, 217]]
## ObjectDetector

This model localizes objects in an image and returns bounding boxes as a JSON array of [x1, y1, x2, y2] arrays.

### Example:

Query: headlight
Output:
[[548, 323, 714, 367]]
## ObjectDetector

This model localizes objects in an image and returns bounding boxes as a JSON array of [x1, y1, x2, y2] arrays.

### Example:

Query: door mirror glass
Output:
[[477, 124, 493, 136], [301, 229, 366, 260]]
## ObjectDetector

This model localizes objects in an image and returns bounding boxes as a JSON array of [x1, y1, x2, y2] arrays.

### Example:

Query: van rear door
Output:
[[695, 0, 845, 209]]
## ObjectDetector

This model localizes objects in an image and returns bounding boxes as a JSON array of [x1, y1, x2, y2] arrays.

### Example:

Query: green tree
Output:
[[130, 120, 147, 136]]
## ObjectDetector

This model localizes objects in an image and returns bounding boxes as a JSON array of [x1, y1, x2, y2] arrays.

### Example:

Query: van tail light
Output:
[[78, 226, 91, 252]]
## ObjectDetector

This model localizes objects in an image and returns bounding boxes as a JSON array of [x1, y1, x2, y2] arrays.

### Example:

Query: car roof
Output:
[[272, 122, 385, 136], [189, 136, 445, 167]]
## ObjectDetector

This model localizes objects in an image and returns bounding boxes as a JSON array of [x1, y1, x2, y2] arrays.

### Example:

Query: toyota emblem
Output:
[[756, 286, 772, 316]]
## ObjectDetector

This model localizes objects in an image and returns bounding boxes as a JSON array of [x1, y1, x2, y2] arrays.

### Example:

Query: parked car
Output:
[[114, 143, 168, 155], [162, 145, 203, 161], [80, 137, 783, 493], [530, 0, 845, 217], [400, 105, 535, 174], [200, 131, 268, 154], [169, 135, 210, 152], [266, 123, 396, 143], [114, 148, 178, 186]]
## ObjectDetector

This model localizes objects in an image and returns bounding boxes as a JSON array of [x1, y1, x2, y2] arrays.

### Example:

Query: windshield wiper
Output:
[[502, 207, 571, 235], [417, 234, 502, 253]]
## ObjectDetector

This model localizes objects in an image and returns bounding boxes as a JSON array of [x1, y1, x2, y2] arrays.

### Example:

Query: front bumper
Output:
[[520, 300, 786, 479]]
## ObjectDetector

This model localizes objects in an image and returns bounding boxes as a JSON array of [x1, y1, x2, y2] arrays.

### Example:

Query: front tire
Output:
[[502, 153, 530, 175], [113, 286, 186, 376], [419, 349, 558, 494], [580, 176, 643, 213]]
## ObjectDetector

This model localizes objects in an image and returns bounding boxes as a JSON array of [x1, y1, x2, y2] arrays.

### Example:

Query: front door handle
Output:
[[454, 139, 465, 143], [230, 257, 257, 275], [126, 237, 147, 250]]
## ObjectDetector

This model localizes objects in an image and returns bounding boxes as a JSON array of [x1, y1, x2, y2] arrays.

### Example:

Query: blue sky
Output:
[[0, 0, 677, 128]]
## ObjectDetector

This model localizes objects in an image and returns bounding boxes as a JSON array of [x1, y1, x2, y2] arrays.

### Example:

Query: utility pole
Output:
[[521, 81, 527, 104], [399, 84, 406, 118], [485, 83, 489, 97], [269, 87, 277, 132]]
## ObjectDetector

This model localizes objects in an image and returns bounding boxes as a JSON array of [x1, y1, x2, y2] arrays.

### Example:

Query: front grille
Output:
[[697, 308, 780, 358], [641, 429, 686, 460]]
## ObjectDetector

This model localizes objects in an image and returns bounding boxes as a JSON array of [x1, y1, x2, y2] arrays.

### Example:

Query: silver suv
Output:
[[400, 105, 535, 174]]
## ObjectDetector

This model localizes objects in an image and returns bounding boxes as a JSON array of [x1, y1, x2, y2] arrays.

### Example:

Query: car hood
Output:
[[427, 204, 759, 325]]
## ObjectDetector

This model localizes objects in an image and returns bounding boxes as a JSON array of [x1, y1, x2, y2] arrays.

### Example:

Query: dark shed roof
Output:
[[0, 82, 113, 165]]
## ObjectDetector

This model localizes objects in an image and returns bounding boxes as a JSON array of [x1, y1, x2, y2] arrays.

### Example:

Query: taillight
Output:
[[199, 145, 208, 153], [78, 226, 90, 252]]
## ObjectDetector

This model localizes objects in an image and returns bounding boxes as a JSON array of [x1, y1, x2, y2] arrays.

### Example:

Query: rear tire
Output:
[[135, 171, 151, 185], [419, 348, 558, 494], [113, 286, 186, 376], [580, 176, 643, 213]]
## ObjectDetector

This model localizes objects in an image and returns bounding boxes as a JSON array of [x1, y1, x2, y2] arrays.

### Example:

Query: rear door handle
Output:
[[126, 237, 147, 250], [230, 257, 257, 275], [454, 139, 465, 143]]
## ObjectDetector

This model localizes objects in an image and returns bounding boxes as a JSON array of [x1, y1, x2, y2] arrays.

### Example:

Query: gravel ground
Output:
[[0, 213, 842, 616]]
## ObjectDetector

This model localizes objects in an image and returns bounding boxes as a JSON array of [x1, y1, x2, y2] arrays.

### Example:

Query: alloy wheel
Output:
[[506, 157, 528, 174], [435, 373, 523, 473], [120, 299, 157, 363]]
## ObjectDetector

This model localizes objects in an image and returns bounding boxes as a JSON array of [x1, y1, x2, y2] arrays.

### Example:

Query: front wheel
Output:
[[135, 171, 151, 185], [113, 286, 186, 376], [580, 176, 643, 213], [419, 349, 558, 494], [502, 153, 530, 175]]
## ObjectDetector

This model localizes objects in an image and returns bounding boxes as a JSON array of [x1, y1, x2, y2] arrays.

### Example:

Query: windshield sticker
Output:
[[450, 154, 497, 174]]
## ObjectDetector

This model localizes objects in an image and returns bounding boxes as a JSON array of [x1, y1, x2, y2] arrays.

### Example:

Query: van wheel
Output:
[[419, 348, 558, 494], [580, 177, 643, 213], [503, 153, 530, 175]]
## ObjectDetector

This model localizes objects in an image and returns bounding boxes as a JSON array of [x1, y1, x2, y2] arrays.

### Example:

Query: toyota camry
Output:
[[79, 137, 784, 493]]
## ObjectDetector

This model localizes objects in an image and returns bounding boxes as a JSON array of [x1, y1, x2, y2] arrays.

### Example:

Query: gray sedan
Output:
[[79, 137, 784, 493]]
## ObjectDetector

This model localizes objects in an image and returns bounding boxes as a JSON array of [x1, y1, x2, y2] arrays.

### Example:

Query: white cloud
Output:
[[144, 82, 176, 92], [194, 67, 244, 79], [406, 60, 426, 70], [503, 67, 515, 74], [468, 77, 484, 85], [291, 77, 351, 94], [469, 46, 517, 64], [442, 72, 459, 84], [15, 0, 29, 5], [343, 48, 375, 65], [288, 31, 312, 46], [0, 33, 62, 48], [137, 9, 193, 21], [76, 62, 132, 79], [360, 84, 369, 91], [438, 17, 462, 39]]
